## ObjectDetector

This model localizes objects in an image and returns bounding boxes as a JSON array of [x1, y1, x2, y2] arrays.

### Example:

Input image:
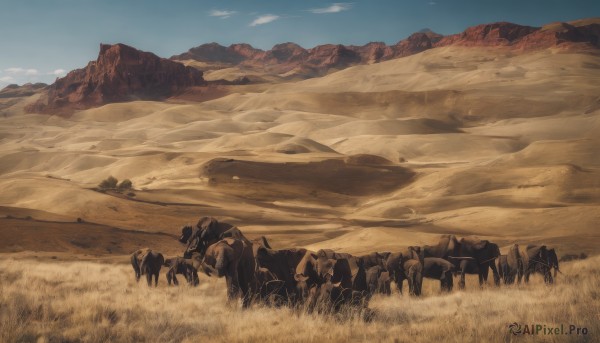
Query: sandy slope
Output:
[[0, 46, 599, 258]]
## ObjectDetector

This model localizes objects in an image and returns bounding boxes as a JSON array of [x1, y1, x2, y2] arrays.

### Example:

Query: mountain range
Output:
[[14, 17, 600, 114]]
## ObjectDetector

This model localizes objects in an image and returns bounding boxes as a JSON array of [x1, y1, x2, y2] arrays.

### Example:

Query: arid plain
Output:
[[1, 27, 600, 342]]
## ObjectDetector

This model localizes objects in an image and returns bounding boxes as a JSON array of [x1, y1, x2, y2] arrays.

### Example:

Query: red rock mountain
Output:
[[173, 18, 600, 76], [24, 18, 600, 113], [28, 43, 205, 114]]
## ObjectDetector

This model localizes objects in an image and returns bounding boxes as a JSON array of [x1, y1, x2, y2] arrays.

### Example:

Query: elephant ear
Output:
[[197, 216, 219, 233], [526, 245, 543, 258], [179, 225, 193, 244]]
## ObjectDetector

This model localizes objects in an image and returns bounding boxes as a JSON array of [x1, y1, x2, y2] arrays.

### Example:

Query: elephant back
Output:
[[507, 244, 521, 269]]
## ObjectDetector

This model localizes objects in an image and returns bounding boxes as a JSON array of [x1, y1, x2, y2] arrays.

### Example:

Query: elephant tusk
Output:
[[448, 256, 476, 260]]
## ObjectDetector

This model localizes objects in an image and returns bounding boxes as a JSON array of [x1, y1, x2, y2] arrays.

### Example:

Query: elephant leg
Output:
[[489, 262, 500, 286], [524, 268, 530, 283], [447, 273, 453, 291], [459, 260, 467, 289], [133, 265, 141, 282], [154, 272, 159, 287], [172, 273, 179, 286], [398, 278, 404, 295], [227, 270, 241, 304], [545, 268, 554, 284], [166, 270, 173, 286], [191, 270, 199, 286], [146, 272, 152, 287], [481, 265, 489, 283]]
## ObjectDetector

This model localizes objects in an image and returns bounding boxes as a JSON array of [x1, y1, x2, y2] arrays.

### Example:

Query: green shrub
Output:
[[117, 179, 133, 190], [98, 176, 118, 190]]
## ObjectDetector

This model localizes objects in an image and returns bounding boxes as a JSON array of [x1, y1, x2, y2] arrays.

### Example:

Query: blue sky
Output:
[[0, 0, 598, 86]]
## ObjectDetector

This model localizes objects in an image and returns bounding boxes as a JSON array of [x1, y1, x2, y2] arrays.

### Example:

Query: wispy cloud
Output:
[[0, 76, 15, 83], [249, 14, 280, 27], [5, 67, 39, 76], [49, 69, 67, 76], [209, 9, 237, 19], [309, 3, 353, 14], [429, 1, 437, 5], [4, 67, 24, 74]]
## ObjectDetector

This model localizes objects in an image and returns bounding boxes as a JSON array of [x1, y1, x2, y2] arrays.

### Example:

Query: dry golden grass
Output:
[[1, 257, 598, 343]]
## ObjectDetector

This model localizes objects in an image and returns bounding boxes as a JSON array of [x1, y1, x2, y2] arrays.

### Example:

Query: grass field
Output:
[[1, 256, 598, 343]]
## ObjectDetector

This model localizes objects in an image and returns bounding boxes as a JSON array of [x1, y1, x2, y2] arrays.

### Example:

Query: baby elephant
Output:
[[366, 265, 391, 297], [164, 257, 199, 286], [423, 257, 454, 292], [131, 248, 164, 287]]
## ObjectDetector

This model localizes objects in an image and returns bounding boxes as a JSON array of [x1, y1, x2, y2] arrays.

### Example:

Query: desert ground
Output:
[[1, 45, 599, 342]]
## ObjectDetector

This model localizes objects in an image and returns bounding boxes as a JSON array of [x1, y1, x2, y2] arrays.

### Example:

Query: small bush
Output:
[[117, 179, 133, 190], [98, 176, 118, 190]]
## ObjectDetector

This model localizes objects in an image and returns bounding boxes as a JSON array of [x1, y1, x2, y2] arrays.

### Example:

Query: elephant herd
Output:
[[130, 217, 560, 311]]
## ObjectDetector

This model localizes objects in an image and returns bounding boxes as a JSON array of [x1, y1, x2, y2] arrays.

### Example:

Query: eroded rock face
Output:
[[171, 42, 263, 64], [28, 43, 205, 114], [434, 22, 540, 47], [172, 19, 600, 77]]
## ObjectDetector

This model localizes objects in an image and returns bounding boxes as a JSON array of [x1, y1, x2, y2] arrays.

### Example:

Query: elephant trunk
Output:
[[215, 255, 227, 277], [201, 262, 217, 277]]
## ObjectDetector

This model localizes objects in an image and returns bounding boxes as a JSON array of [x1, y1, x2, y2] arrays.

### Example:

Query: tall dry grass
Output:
[[0, 256, 598, 343]]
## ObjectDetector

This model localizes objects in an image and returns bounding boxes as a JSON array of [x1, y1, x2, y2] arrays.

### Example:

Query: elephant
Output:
[[255, 267, 286, 304], [316, 249, 368, 297], [423, 257, 454, 292], [523, 245, 558, 284], [130, 248, 164, 287], [496, 244, 523, 285], [253, 246, 308, 304], [385, 246, 424, 296], [366, 265, 391, 296], [424, 235, 500, 289], [357, 252, 390, 270], [201, 238, 252, 304], [314, 258, 356, 311], [548, 248, 560, 278], [294, 251, 364, 312], [179, 217, 272, 307], [294, 250, 320, 304], [163, 257, 199, 286]]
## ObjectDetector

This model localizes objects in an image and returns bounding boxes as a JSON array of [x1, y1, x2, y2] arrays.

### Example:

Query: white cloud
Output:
[[209, 10, 237, 19], [49, 69, 67, 76], [310, 3, 353, 14], [250, 14, 280, 27], [5, 67, 24, 74], [429, 1, 437, 5], [4, 67, 38, 76], [0, 76, 15, 83]]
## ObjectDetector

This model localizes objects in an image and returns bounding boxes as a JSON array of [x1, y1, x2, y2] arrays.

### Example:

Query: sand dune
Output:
[[0, 45, 599, 260]]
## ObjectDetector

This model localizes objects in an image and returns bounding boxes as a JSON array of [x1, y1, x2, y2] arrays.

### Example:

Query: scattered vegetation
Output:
[[0, 257, 598, 343], [117, 179, 133, 191], [97, 176, 134, 193], [98, 176, 118, 190]]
